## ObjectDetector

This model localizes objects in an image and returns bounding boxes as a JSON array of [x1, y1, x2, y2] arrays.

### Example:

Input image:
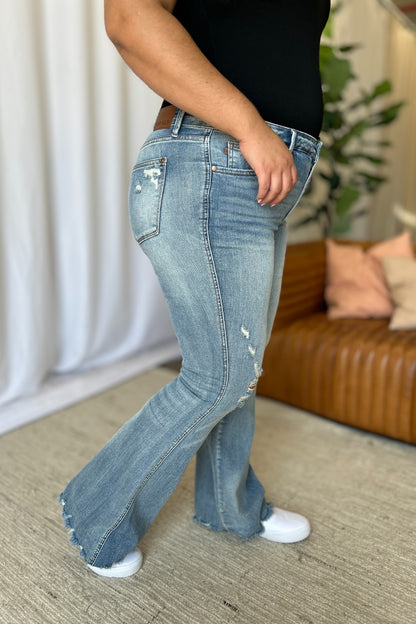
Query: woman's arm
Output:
[[104, 0, 297, 206]]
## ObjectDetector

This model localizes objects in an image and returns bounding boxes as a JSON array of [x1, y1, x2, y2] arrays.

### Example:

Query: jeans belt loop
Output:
[[171, 108, 186, 137], [289, 129, 297, 152]]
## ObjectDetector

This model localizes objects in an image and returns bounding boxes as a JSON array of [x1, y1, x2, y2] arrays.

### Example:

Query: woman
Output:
[[60, 0, 330, 578]]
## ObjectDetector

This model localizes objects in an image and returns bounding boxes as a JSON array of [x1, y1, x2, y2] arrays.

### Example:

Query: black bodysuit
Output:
[[163, 0, 330, 139]]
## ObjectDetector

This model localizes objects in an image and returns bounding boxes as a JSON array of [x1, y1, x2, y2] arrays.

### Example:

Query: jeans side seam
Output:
[[202, 130, 229, 395], [202, 130, 230, 531], [89, 130, 230, 566], [213, 419, 227, 527], [207, 425, 224, 529]]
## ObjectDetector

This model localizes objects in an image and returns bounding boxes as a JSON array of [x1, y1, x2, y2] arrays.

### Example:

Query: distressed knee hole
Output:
[[237, 325, 263, 407]]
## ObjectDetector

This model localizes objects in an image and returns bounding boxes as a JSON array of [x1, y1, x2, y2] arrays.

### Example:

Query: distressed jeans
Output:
[[59, 109, 322, 568]]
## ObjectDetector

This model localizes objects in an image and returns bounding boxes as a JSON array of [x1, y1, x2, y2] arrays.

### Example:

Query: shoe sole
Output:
[[87, 551, 143, 578]]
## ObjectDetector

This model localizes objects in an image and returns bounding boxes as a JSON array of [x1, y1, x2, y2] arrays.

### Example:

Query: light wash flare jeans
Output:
[[59, 109, 322, 568]]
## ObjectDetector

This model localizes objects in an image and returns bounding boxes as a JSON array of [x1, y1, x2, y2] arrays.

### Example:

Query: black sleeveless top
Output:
[[163, 0, 330, 138]]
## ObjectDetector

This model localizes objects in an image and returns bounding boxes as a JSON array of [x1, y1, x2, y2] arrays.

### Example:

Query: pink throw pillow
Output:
[[382, 256, 416, 330], [325, 231, 414, 319]]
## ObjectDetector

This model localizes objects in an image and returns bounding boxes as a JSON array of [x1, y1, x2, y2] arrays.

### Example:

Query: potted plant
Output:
[[295, 2, 405, 237]]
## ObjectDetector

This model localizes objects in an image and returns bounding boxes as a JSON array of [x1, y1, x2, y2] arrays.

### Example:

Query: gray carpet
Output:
[[0, 367, 415, 624]]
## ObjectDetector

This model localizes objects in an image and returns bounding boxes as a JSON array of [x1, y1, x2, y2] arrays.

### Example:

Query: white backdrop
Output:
[[0, 1, 180, 433]]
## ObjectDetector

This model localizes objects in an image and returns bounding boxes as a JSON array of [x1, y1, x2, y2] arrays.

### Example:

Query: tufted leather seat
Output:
[[257, 239, 416, 444]]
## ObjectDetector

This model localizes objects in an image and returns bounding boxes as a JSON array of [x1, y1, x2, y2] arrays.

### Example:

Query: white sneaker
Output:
[[87, 547, 143, 578], [259, 507, 311, 543]]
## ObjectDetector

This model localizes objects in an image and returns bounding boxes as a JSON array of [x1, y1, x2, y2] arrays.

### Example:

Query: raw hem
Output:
[[261, 500, 275, 523], [192, 499, 275, 541], [192, 515, 226, 533], [59, 493, 89, 564]]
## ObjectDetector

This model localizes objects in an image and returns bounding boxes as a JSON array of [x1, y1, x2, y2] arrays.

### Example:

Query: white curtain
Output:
[[0, 1, 180, 434]]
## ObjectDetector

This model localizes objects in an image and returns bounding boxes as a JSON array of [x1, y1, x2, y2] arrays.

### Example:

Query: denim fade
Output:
[[59, 109, 322, 568]]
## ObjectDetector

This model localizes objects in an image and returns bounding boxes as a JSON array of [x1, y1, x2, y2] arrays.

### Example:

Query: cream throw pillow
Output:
[[325, 231, 415, 319], [382, 256, 416, 330]]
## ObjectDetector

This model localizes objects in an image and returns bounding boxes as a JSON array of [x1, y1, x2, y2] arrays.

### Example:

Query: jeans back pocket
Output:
[[128, 157, 167, 244]]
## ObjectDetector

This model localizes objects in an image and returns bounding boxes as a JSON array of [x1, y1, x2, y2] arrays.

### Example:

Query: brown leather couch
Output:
[[257, 240, 416, 444]]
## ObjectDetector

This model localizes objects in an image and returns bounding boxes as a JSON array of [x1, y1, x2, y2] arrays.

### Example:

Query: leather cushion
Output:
[[258, 312, 416, 443]]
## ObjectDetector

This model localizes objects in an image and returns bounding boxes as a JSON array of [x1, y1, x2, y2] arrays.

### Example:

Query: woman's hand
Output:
[[239, 123, 298, 206]]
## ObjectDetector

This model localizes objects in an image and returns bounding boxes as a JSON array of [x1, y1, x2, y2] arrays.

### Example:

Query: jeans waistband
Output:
[[167, 108, 321, 158]]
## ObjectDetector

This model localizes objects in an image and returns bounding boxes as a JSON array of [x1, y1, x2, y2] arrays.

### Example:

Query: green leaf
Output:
[[321, 3, 343, 39], [348, 96, 371, 111], [331, 152, 352, 165], [322, 15, 333, 39], [338, 44, 361, 53], [334, 120, 368, 149], [371, 102, 406, 126], [335, 186, 360, 217], [356, 172, 388, 184], [349, 80, 393, 109], [370, 79, 392, 100], [331, 1, 344, 15], [320, 47, 354, 101], [322, 109, 344, 130], [355, 171, 388, 192], [318, 145, 332, 160], [319, 171, 341, 190], [331, 215, 351, 235]]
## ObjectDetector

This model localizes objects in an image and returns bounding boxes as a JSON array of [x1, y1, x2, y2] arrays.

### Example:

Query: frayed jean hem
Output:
[[192, 499, 274, 541], [59, 493, 90, 565]]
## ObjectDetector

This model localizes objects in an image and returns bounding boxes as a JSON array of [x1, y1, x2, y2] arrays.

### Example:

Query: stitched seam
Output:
[[141, 135, 207, 149], [90, 130, 230, 565], [214, 419, 227, 526], [213, 167, 256, 177], [131, 158, 167, 244]]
